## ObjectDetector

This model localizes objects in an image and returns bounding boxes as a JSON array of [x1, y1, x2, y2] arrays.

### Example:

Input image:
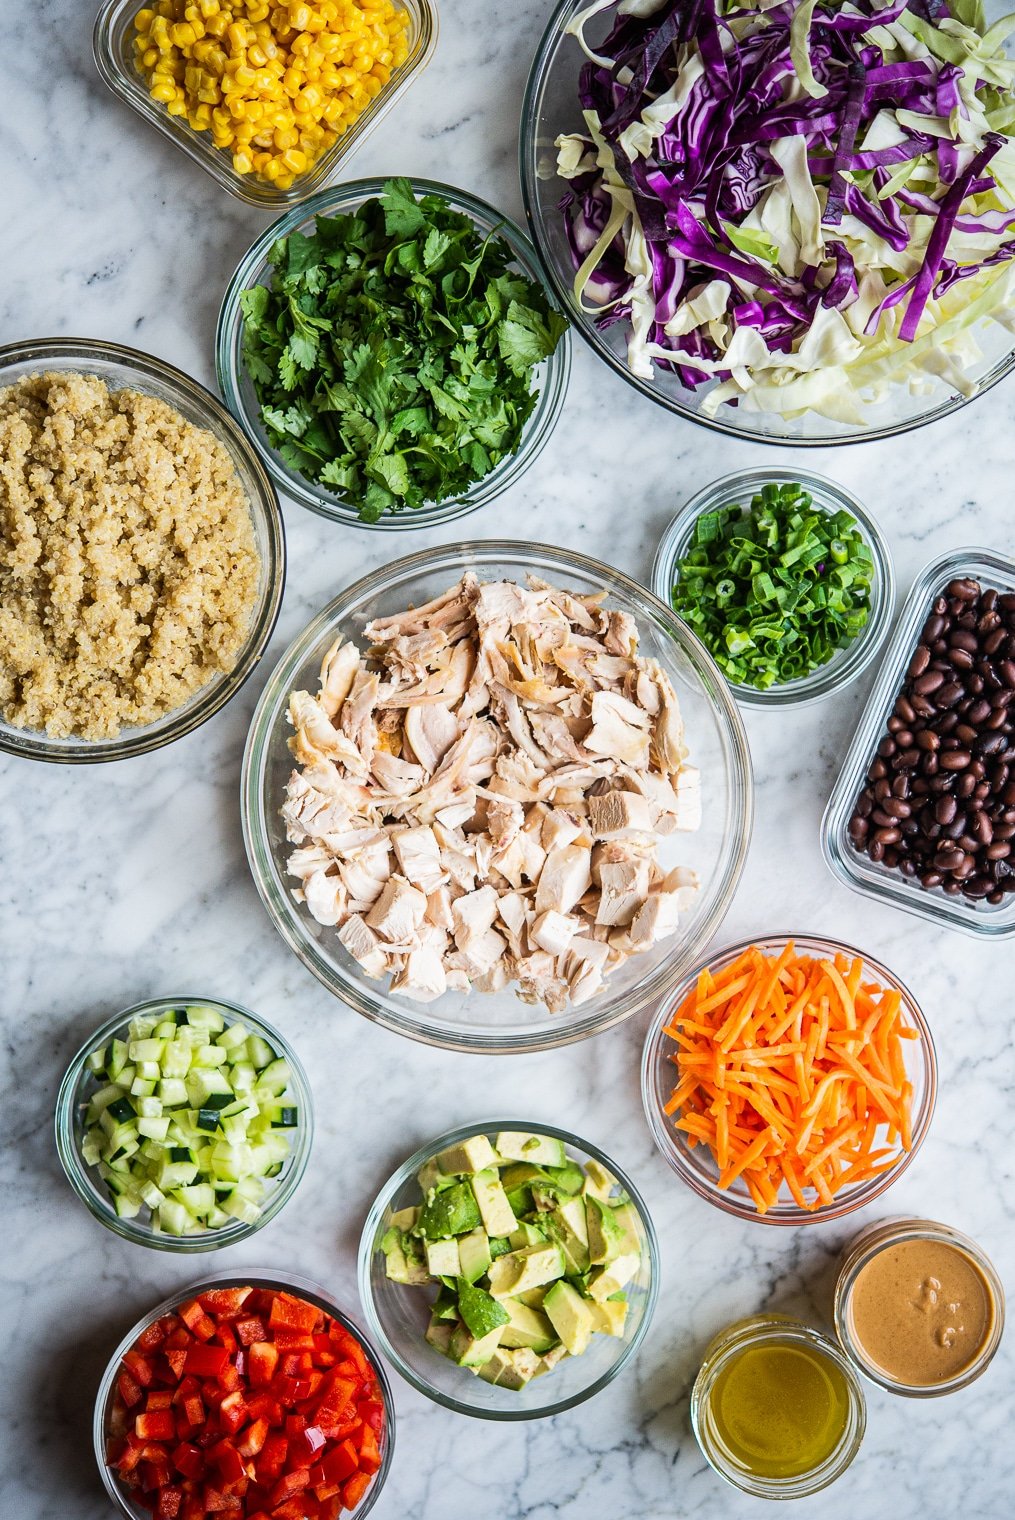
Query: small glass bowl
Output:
[[93, 0, 437, 208], [834, 1217, 1006, 1397], [0, 337, 285, 765], [241, 541, 753, 1053], [519, 0, 1015, 444], [356, 1119, 659, 1420], [651, 469, 895, 707], [94, 1269, 394, 1518], [821, 545, 1015, 937], [691, 1315, 866, 1499], [641, 934, 937, 1225], [216, 179, 572, 529], [55, 996, 313, 1251]]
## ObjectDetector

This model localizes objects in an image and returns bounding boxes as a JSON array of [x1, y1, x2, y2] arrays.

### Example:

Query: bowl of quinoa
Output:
[[0, 338, 285, 762]]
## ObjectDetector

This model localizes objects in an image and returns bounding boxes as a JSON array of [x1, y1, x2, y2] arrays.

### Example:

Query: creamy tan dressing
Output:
[[847, 1237, 995, 1386]]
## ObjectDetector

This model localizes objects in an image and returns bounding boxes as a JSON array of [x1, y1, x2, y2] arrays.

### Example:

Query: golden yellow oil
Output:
[[709, 1341, 852, 1480]]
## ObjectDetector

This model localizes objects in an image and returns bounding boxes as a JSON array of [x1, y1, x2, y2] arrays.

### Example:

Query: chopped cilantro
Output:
[[239, 178, 568, 523]]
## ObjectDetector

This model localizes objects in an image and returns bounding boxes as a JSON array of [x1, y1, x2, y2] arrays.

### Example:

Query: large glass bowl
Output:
[[93, 0, 438, 209], [93, 1270, 393, 1518], [241, 541, 753, 1053], [519, 0, 1015, 446], [641, 934, 937, 1225], [652, 468, 895, 707], [216, 180, 572, 529], [356, 1119, 659, 1420], [0, 337, 285, 764], [55, 996, 313, 1252]]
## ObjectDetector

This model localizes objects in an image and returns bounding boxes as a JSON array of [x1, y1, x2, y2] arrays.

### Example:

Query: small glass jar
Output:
[[690, 1315, 866, 1500], [834, 1217, 1005, 1397]]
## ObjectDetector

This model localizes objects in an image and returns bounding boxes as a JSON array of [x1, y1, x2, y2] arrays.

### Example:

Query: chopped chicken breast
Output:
[[283, 574, 702, 1011]]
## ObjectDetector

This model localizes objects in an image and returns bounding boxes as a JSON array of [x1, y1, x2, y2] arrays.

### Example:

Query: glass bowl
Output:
[[241, 540, 754, 1053], [55, 996, 313, 1251], [691, 1315, 866, 1499], [93, 0, 437, 208], [94, 1269, 394, 1519], [356, 1119, 659, 1420], [651, 469, 895, 708], [519, 0, 1015, 446], [821, 546, 1015, 938], [641, 934, 937, 1225], [0, 337, 285, 765], [216, 179, 572, 529]]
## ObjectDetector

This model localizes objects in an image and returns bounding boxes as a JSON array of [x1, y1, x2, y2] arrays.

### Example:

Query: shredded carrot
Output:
[[661, 942, 920, 1215]]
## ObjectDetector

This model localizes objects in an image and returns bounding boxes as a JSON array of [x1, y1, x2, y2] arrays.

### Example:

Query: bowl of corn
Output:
[[92, 0, 438, 207]]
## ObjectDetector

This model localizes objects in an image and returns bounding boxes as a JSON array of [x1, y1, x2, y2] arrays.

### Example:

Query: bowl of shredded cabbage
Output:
[[521, 0, 1015, 442]]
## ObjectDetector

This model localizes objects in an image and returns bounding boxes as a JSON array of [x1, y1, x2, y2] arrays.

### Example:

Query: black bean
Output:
[[908, 645, 931, 679], [1000, 660, 1015, 689], [937, 681, 964, 707], [939, 750, 971, 771]]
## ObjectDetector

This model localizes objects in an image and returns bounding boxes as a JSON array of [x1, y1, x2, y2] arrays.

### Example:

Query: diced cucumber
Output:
[[158, 1078, 189, 1108], [270, 1106, 299, 1128], [136, 1060, 161, 1081], [221, 1189, 261, 1226], [154, 1159, 199, 1190], [128, 1015, 157, 1040], [186, 1005, 225, 1033], [254, 1058, 291, 1097], [216, 1021, 250, 1052], [138, 1116, 171, 1142], [81, 1134, 102, 1166], [160, 1040, 193, 1079], [130, 1077, 156, 1098], [174, 1183, 216, 1217], [113, 1192, 143, 1220], [85, 1045, 107, 1074], [230, 1061, 257, 1093], [246, 1035, 276, 1071], [186, 1068, 233, 1106], [128, 1038, 165, 1063], [153, 1020, 178, 1039], [139, 1180, 166, 1209], [107, 1039, 130, 1078], [156, 1198, 192, 1235], [191, 1044, 228, 1069], [135, 1096, 163, 1119]]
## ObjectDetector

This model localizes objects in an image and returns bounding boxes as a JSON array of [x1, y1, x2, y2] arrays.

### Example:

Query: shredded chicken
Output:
[[282, 575, 701, 1009]]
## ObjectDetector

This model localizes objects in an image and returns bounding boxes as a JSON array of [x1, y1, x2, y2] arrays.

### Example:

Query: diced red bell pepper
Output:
[[146, 1390, 175, 1412], [172, 1375, 201, 1405], [268, 1293, 320, 1335], [271, 1329, 315, 1353], [198, 1287, 253, 1319], [280, 1352, 313, 1379], [140, 1459, 172, 1491], [271, 1501, 312, 1520], [181, 1496, 206, 1520], [311, 1334, 337, 1367], [208, 1437, 246, 1487], [180, 1393, 205, 1430], [202, 1482, 238, 1513], [247, 1342, 279, 1388], [316, 1498, 342, 1520], [164, 1327, 196, 1351], [319, 1440, 358, 1487], [342, 1472, 371, 1511], [217, 1363, 242, 1394], [357, 1399, 384, 1436], [113, 1440, 145, 1476], [171, 1442, 205, 1481], [135, 1410, 177, 1442], [331, 1331, 369, 1379], [215, 1323, 239, 1354], [182, 1345, 230, 1378], [164, 1349, 188, 1381], [255, 1433, 288, 1484], [138, 1320, 168, 1353], [235, 1316, 268, 1346], [292, 1425, 327, 1467], [284, 1413, 306, 1439], [118, 1371, 144, 1409], [218, 1391, 247, 1436], [358, 1425, 380, 1475], [237, 1415, 269, 1458], [154, 1484, 184, 1520], [123, 1349, 155, 1388], [178, 1300, 217, 1341], [268, 1468, 310, 1508], [245, 1392, 283, 1426]]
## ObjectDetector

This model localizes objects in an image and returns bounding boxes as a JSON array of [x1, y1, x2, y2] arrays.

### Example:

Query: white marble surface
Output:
[[2, 2, 1013, 1517]]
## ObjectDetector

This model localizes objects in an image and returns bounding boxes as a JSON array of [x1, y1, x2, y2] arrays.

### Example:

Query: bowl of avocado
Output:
[[356, 1121, 659, 1418]]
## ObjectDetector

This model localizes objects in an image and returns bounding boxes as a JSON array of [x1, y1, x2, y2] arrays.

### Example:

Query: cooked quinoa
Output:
[[0, 371, 261, 740]]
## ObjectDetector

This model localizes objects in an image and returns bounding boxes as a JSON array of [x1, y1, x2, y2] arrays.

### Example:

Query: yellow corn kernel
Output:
[[232, 150, 253, 173], [199, 0, 220, 15], [192, 102, 213, 127], [273, 170, 295, 189], [150, 80, 178, 102], [204, 12, 227, 36], [226, 20, 246, 49], [282, 146, 307, 173], [135, 7, 155, 28], [272, 124, 298, 150], [296, 84, 321, 111], [170, 20, 196, 45], [166, 95, 188, 114]]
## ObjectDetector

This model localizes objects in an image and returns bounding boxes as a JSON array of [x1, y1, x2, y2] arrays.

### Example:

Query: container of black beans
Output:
[[821, 548, 1015, 938]]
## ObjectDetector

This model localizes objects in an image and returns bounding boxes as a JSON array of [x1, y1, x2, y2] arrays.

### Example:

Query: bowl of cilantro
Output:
[[216, 177, 572, 529], [652, 470, 895, 707]]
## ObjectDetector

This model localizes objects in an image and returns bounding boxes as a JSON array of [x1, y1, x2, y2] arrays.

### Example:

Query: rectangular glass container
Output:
[[93, 0, 437, 208], [821, 546, 1015, 939]]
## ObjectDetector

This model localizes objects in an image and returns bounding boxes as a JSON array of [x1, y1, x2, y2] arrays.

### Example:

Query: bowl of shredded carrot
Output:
[[641, 935, 937, 1224]]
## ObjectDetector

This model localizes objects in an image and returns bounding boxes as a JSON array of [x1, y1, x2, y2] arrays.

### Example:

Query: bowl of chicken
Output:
[[241, 542, 753, 1053]]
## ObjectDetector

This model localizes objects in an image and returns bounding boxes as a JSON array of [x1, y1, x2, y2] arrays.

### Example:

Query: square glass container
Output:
[[821, 546, 1015, 937], [93, 0, 437, 208]]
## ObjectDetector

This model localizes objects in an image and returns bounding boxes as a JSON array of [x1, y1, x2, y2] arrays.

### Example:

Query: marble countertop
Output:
[[3, 2, 1013, 1517]]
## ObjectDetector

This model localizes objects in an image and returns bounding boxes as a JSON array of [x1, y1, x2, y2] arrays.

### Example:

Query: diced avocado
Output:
[[477, 1345, 542, 1389], [581, 1158, 620, 1200], [381, 1228, 430, 1285], [417, 1157, 443, 1193], [449, 1322, 504, 1369], [589, 1297, 628, 1337], [509, 1220, 548, 1251], [611, 1201, 643, 1258], [530, 1181, 565, 1213], [515, 1285, 549, 1309], [495, 1131, 567, 1168], [425, 1319, 456, 1357], [489, 1235, 512, 1260], [432, 1285, 461, 1322], [424, 1237, 462, 1277], [458, 1227, 492, 1285], [543, 1159, 586, 1195], [487, 1242, 566, 1299], [588, 1252, 640, 1301], [457, 1277, 510, 1340], [534, 1343, 569, 1378], [499, 1300, 557, 1353], [389, 1205, 421, 1234], [542, 1195, 590, 1275], [470, 1169, 518, 1237], [543, 1280, 597, 1357], [505, 1185, 535, 1217], [499, 1162, 550, 1192], [586, 1195, 627, 1266], [436, 1134, 500, 1175], [418, 1180, 482, 1239]]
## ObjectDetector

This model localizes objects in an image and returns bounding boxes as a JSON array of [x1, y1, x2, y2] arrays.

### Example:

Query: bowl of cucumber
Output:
[[357, 1120, 659, 1419], [55, 995, 313, 1251]]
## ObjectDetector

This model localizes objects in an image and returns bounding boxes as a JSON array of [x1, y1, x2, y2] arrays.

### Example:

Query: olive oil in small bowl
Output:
[[691, 1314, 866, 1499]]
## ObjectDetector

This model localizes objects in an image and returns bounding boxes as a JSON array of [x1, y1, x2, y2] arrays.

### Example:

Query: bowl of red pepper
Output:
[[95, 1270, 394, 1520]]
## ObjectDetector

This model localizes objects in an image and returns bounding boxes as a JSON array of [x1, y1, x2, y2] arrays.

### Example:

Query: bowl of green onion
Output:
[[652, 470, 895, 707], [55, 996, 312, 1251]]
